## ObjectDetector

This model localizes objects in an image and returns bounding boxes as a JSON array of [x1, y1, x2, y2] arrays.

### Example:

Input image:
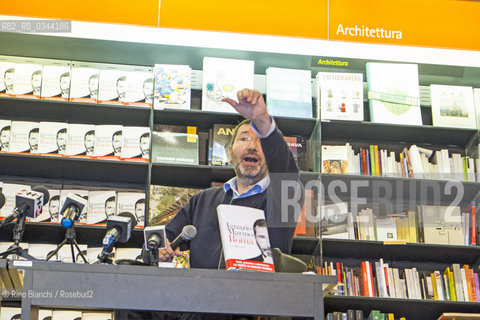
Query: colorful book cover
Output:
[[152, 124, 198, 165], [322, 145, 348, 174], [211, 123, 235, 166], [217, 204, 275, 272], [366, 62, 422, 125], [153, 64, 191, 110], [202, 57, 254, 113], [317, 71, 364, 121], [149, 184, 203, 226], [430, 84, 477, 129], [266, 67, 312, 118], [284, 136, 307, 171]]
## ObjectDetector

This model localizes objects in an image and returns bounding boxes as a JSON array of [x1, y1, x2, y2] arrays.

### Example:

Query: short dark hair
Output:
[[29, 127, 39, 135], [135, 198, 145, 207], [253, 219, 267, 234], [229, 119, 252, 147], [57, 128, 67, 135]]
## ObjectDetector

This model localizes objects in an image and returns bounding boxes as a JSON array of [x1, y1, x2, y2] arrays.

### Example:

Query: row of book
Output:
[[0, 308, 112, 320], [318, 63, 480, 130], [322, 144, 478, 182], [326, 309, 404, 320], [321, 259, 480, 303], [321, 202, 477, 247], [0, 119, 149, 160], [0, 182, 145, 226]]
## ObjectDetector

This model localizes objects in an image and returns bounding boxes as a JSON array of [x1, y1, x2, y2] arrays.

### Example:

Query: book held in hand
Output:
[[217, 204, 275, 272]]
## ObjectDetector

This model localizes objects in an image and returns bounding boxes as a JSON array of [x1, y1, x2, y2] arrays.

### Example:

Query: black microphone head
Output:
[[118, 211, 137, 232], [32, 186, 50, 205], [0, 192, 5, 209], [182, 225, 197, 240]]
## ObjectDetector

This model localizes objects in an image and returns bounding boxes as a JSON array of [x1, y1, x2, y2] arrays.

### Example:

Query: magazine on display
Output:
[[430, 84, 477, 129], [37, 121, 68, 154], [317, 71, 364, 121], [266, 67, 313, 118], [153, 64, 192, 110], [40, 61, 71, 101], [9, 121, 39, 153], [217, 204, 275, 272], [366, 62, 422, 125], [69, 62, 100, 103], [65, 123, 96, 156], [202, 57, 254, 113]]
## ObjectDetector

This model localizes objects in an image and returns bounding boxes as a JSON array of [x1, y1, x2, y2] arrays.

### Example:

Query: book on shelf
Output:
[[120, 126, 150, 160], [116, 192, 145, 227], [9, 58, 43, 99], [375, 216, 398, 241], [151, 124, 199, 165], [60, 189, 89, 223], [316, 71, 364, 121], [37, 121, 68, 155], [81, 312, 113, 320], [320, 202, 349, 239], [149, 184, 203, 225], [265, 67, 312, 118], [0, 56, 16, 96], [86, 190, 116, 225], [65, 123, 96, 156], [0, 119, 11, 151], [93, 124, 123, 157], [153, 64, 191, 110], [52, 310, 83, 320], [0, 183, 31, 218], [86, 246, 102, 264], [430, 84, 477, 129], [322, 145, 348, 174], [294, 189, 317, 237], [40, 61, 71, 101], [217, 204, 275, 272], [0, 307, 22, 320], [9, 121, 39, 153], [437, 313, 480, 320], [284, 135, 308, 171], [366, 62, 422, 126], [211, 123, 235, 166], [30, 188, 60, 222], [69, 61, 100, 103], [418, 205, 463, 246], [202, 57, 254, 113]]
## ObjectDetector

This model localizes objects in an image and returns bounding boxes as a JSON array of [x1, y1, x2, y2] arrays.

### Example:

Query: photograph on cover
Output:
[[0, 59, 16, 94], [3, 67, 15, 93], [0, 120, 11, 151], [251, 219, 274, 264]]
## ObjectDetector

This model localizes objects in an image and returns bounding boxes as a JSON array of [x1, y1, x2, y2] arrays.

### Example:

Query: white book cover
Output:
[[30, 189, 61, 222], [321, 145, 348, 174], [320, 202, 349, 239], [366, 62, 422, 125], [116, 192, 145, 227], [114, 247, 143, 260], [40, 62, 71, 100], [9, 121, 39, 153], [408, 145, 425, 179], [0, 57, 16, 95], [60, 189, 89, 223], [217, 204, 274, 272], [37, 121, 68, 154], [38, 310, 53, 320], [87, 190, 116, 224], [98, 68, 128, 103], [0, 183, 31, 217], [420, 205, 463, 245], [12, 61, 43, 98], [375, 217, 398, 241], [266, 67, 312, 118], [93, 124, 123, 157], [474, 88, 480, 128], [430, 84, 477, 129], [0, 119, 11, 151], [66, 123, 96, 156], [0, 307, 22, 320], [86, 247, 102, 264], [153, 64, 191, 110], [69, 62, 100, 103], [121, 126, 150, 159], [27, 243, 58, 261], [51, 310, 82, 320], [81, 312, 113, 320], [202, 57, 254, 113], [317, 72, 364, 121]]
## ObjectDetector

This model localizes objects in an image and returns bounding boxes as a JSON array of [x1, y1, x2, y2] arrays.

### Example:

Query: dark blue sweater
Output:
[[166, 126, 302, 269]]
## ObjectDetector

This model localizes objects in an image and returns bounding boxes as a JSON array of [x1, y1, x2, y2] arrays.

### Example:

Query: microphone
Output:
[[60, 193, 88, 228], [1, 186, 50, 226], [98, 212, 136, 263], [144, 226, 166, 251], [170, 225, 197, 250]]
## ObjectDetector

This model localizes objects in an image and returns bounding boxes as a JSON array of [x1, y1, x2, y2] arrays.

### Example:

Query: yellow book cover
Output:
[[431, 273, 439, 300], [407, 210, 417, 243]]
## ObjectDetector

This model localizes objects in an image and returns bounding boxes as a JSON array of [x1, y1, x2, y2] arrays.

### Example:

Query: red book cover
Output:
[[361, 148, 368, 175], [360, 261, 369, 296]]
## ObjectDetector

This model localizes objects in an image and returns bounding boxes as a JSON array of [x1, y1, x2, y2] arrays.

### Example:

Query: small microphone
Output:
[[1, 186, 49, 226], [170, 225, 197, 250], [144, 226, 166, 251], [98, 212, 137, 263], [60, 193, 88, 228]]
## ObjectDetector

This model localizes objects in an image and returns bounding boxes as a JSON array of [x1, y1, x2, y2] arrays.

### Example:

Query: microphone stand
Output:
[[0, 213, 37, 260], [96, 245, 114, 264], [45, 225, 88, 263]]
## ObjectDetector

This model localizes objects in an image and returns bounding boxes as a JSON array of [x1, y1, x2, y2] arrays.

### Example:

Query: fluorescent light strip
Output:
[[1, 15, 480, 67]]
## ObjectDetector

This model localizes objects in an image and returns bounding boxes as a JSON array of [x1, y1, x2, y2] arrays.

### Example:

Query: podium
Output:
[[9, 260, 335, 320]]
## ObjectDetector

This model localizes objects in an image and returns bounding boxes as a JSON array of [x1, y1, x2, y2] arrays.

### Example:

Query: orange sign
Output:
[[159, 0, 329, 40], [0, 0, 159, 27], [329, 0, 480, 51]]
